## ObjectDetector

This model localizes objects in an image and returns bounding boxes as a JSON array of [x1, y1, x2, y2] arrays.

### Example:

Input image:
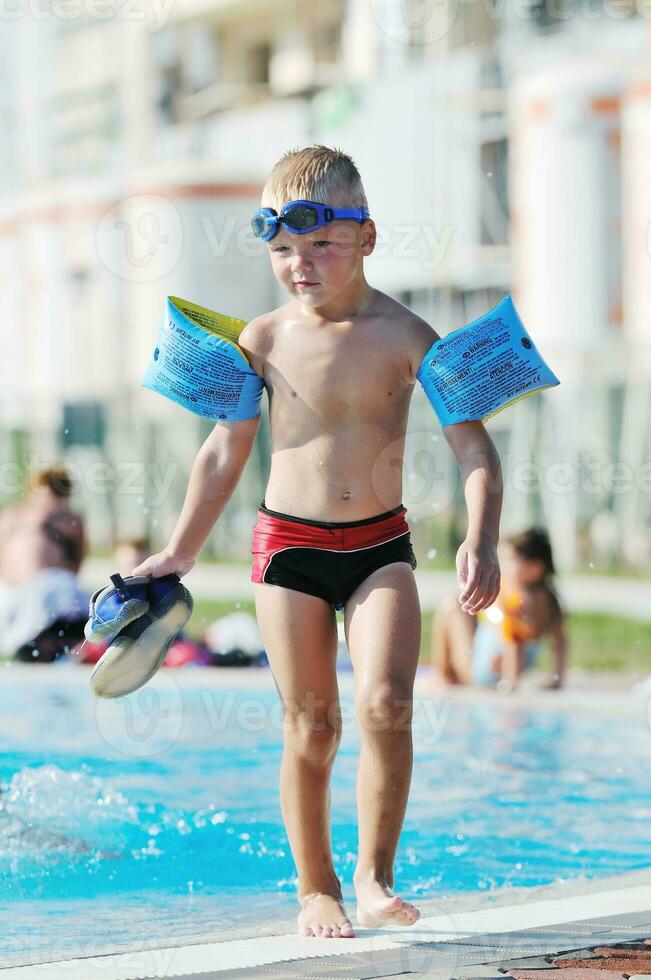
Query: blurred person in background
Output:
[[114, 536, 151, 578], [431, 528, 567, 691], [0, 464, 88, 662]]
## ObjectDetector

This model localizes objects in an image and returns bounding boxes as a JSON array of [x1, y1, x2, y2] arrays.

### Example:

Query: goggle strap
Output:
[[329, 208, 370, 222]]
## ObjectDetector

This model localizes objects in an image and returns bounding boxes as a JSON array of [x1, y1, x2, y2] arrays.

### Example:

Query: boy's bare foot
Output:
[[354, 877, 420, 928], [297, 892, 356, 938]]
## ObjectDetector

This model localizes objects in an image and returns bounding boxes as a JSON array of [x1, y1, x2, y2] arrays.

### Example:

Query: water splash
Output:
[[0, 764, 291, 901]]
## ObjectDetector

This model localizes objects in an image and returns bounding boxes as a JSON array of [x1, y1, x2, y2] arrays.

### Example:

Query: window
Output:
[[247, 41, 272, 85]]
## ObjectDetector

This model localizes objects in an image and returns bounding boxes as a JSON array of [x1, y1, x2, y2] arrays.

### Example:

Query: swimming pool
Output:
[[1, 664, 650, 966]]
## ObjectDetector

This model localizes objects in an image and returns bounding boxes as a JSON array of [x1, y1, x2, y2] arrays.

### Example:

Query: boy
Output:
[[133, 145, 502, 938]]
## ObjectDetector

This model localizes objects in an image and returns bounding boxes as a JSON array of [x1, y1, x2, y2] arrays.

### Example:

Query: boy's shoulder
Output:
[[238, 310, 275, 346], [376, 291, 441, 382], [238, 310, 281, 378]]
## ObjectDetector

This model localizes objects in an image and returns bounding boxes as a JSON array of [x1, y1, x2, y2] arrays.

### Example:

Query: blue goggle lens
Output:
[[251, 212, 275, 239], [251, 205, 319, 240], [282, 205, 319, 231]]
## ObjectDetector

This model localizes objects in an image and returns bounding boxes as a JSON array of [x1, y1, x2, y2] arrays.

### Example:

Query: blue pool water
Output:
[[1, 666, 651, 964]]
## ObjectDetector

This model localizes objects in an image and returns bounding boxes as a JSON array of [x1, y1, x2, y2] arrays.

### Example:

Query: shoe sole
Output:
[[89, 595, 192, 699]]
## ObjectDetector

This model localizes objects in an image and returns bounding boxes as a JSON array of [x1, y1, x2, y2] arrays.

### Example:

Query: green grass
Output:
[[188, 599, 650, 675], [2, 598, 646, 674], [190, 598, 255, 635], [548, 611, 651, 673]]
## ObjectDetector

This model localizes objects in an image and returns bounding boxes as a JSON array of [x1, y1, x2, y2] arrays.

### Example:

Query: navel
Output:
[[341, 490, 351, 500]]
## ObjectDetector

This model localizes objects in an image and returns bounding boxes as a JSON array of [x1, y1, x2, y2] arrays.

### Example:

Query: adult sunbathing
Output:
[[0, 465, 88, 660]]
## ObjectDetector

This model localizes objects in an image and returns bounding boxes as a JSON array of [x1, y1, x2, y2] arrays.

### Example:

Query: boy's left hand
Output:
[[456, 536, 501, 615]]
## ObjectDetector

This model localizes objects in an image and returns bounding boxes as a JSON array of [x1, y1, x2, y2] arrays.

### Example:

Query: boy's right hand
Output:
[[131, 549, 196, 579]]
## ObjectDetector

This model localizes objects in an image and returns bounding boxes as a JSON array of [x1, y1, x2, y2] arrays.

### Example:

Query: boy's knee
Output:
[[283, 705, 342, 765], [356, 680, 413, 734]]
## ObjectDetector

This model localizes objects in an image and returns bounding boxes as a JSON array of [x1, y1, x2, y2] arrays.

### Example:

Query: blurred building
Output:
[[0, 1, 649, 568]]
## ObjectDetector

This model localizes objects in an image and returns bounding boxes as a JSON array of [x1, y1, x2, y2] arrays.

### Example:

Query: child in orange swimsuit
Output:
[[432, 528, 567, 691]]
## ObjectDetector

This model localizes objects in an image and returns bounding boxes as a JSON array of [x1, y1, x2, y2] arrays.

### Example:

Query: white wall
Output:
[[312, 52, 484, 296], [510, 58, 630, 354], [622, 74, 651, 353]]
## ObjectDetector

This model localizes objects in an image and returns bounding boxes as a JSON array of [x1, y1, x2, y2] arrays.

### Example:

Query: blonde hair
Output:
[[263, 145, 369, 212]]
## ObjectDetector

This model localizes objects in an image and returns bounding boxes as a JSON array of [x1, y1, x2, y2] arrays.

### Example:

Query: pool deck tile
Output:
[[548, 952, 601, 962], [455, 969, 514, 978], [496, 957, 558, 970], [2, 883, 651, 979], [553, 960, 651, 972], [506, 972, 628, 979], [593, 947, 651, 957], [206, 915, 651, 980]]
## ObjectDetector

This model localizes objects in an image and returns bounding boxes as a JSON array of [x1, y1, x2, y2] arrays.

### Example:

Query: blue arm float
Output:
[[142, 296, 264, 422], [416, 295, 559, 427]]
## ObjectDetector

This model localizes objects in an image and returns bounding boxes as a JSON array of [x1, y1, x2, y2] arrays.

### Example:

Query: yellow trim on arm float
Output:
[[142, 296, 264, 421]]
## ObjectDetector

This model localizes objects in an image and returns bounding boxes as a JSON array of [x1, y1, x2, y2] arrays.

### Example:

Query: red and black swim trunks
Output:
[[251, 500, 417, 611]]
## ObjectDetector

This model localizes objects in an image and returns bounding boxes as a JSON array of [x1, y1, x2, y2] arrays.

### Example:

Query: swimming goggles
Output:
[[251, 199, 371, 242]]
